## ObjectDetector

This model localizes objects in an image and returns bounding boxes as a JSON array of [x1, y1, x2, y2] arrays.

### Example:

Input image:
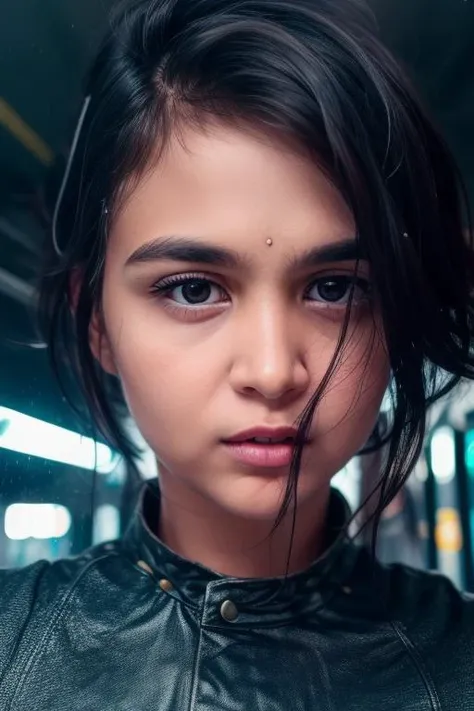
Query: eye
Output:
[[305, 276, 370, 306], [152, 276, 227, 306]]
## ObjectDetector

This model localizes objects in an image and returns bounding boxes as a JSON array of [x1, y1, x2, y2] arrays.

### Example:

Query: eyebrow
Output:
[[125, 235, 363, 270], [126, 236, 244, 269], [287, 239, 364, 270]]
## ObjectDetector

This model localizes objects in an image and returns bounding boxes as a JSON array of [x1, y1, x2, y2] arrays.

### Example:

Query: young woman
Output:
[[1, 0, 473, 708]]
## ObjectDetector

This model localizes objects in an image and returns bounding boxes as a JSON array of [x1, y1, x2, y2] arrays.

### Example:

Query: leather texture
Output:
[[0, 481, 473, 710]]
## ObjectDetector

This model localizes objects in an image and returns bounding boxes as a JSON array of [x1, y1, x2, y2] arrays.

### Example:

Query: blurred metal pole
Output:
[[358, 448, 384, 548], [454, 430, 474, 591], [425, 446, 438, 571]]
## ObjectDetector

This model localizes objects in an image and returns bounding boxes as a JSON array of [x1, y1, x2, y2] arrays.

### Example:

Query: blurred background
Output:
[[1, 0, 474, 589]]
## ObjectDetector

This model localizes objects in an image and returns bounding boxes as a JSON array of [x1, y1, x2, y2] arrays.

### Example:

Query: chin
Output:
[[215, 463, 333, 523], [212, 476, 298, 522]]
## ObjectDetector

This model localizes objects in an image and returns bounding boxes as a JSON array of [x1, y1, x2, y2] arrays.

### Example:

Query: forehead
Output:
[[110, 124, 354, 261]]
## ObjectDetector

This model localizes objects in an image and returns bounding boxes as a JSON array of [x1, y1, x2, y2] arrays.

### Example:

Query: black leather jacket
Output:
[[0, 481, 473, 710]]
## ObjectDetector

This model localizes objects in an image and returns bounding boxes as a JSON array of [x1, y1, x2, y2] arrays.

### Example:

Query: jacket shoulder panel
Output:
[[0, 542, 122, 684], [382, 563, 474, 704]]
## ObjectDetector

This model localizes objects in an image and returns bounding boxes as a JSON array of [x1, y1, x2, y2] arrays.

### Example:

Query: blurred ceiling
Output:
[[0, 0, 114, 429], [0, 0, 473, 432]]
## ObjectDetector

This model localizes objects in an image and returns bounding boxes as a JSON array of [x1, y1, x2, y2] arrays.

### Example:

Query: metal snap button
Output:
[[137, 560, 154, 575], [220, 599, 239, 622], [159, 578, 174, 593]]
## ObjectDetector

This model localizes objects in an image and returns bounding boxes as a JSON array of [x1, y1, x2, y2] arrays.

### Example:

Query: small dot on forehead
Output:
[[266, 238, 273, 246]]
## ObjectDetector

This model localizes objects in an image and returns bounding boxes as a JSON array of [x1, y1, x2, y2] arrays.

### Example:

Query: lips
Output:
[[223, 427, 310, 468], [225, 426, 299, 444], [226, 442, 294, 467], [223, 427, 306, 469]]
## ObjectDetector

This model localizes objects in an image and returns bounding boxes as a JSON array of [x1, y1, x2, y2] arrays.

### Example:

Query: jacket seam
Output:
[[7, 551, 120, 709], [391, 620, 441, 711], [187, 585, 208, 711], [0, 562, 50, 693]]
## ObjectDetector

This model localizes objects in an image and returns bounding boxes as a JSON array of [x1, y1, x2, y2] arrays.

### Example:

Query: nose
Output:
[[229, 306, 310, 402]]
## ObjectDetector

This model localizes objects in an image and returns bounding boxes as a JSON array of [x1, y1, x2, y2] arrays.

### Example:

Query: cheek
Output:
[[107, 325, 215, 444], [100, 275, 224, 450], [313, 326, 389, 449]]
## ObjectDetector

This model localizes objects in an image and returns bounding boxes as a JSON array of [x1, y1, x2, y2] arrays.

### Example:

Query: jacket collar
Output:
[[122, 480, 359, 624]]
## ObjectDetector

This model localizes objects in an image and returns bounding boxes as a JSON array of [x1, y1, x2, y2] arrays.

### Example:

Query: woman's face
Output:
[[96, 123, 389, 520]]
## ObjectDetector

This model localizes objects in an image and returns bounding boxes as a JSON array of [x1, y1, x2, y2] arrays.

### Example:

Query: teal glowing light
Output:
[[0, 406, 117, 473], [465, 430, 474, 477]]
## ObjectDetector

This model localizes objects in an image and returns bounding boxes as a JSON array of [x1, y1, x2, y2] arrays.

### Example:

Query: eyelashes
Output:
[[303, 275, 371, 306], [149, 271, 372, 324], [151, 274, 228, 307], [152, 272, 371, 306]]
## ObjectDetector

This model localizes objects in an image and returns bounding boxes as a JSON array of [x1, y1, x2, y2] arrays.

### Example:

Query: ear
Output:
[[69, 269, 118, 376], [88, 309, 119, 376]]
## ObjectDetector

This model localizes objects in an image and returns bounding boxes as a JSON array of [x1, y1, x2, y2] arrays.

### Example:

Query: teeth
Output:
[[252, 437, 292, 444]]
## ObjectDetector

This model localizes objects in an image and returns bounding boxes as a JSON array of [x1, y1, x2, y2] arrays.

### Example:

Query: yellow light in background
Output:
[[435, 508, 463, 553], [0, 97, 54, 166], [0, 406, 117, 473], [5, 503, 71, 541]]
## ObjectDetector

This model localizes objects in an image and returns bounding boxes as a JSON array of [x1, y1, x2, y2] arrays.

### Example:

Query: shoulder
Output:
[[351, 548, 474, 638], [0, 539, 124, 597], [0, 540, 128, 674], [378, 560, 474, 699], [383, 560, 474, 629]]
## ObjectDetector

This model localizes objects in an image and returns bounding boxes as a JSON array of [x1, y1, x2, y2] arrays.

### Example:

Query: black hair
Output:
[[39, 0, 474, 556]]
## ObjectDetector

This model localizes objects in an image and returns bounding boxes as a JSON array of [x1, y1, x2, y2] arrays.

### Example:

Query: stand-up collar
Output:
[[122, 480, 359, 625]]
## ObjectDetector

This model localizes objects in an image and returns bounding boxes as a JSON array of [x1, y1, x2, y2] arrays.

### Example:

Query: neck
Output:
[[155, 474, 331, 578]]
